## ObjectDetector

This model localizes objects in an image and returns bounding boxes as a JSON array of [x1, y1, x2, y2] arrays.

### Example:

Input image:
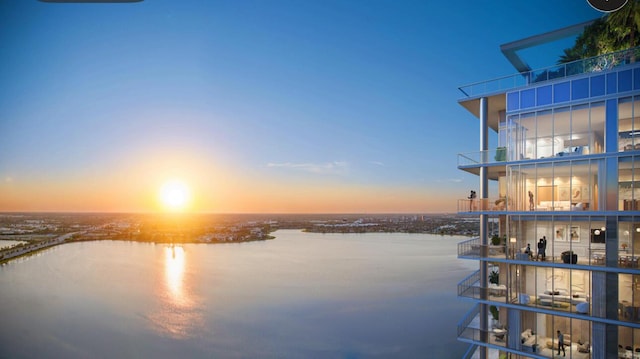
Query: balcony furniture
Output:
[[623, 199, 640, 210], [488, 283, 507, 297], [493, 328, 506, 341], [577, 340, 590, 353], [556, 145, 587, 157], [518, 293, 530, 304], [521, 329, 540, 353], [576, 302, 589, 314], [538, 201, 572, 211], [562, 251, 577, 264], [619, 256, 640, 268], [620, 301, 640, 321], [538, 289, 589, 305], [592, 253, 605, 265]]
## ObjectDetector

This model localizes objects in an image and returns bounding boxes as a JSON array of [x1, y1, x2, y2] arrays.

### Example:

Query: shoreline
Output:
[[0, 234, 276, 265]]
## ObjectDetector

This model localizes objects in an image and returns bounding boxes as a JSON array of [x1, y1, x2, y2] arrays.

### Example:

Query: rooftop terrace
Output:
[[458, 46, 640, 99]]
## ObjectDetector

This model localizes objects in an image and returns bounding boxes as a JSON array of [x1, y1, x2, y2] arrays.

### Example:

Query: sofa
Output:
[[521, 329, 541, 353], [537, 201, 572, 211], [537, 289, 589, 305]]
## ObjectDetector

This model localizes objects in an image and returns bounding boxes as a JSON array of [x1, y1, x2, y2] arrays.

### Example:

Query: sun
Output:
[[159, 180, 191, 211]]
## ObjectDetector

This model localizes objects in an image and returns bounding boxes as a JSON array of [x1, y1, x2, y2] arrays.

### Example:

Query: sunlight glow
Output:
[[159, 180, 191, 211]]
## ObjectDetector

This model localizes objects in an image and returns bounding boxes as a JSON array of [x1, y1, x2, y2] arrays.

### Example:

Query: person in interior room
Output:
[[528, 190, 534, 211], [557, 330, 566, 356], [524, 243, 532, 259]]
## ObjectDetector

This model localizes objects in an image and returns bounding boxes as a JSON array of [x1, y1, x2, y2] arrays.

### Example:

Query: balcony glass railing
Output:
[[458, 198, 509, 213], [458, 270, 481, 299], [458, 46, 640, 98], [458, 237, 480, 258], [461, 344, 479, 359], [457, 304, 480, 338], [457, 304, 508, 348], [458, 148, 507, 166], [458, 198, 599, 213]]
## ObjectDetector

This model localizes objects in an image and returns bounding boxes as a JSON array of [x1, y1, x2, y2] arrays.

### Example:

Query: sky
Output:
[[0, 0, 604, 213]]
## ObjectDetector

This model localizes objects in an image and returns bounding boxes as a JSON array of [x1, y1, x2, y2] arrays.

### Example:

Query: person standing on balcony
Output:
[[528, 191, 534, 211], [468, 190, 476, 211], [537, 238, 546, 261], [557, 330, 566, 356]]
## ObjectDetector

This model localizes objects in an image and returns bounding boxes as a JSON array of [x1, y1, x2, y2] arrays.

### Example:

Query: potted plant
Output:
[[490, 235, 506, 254], [490, 305, 499, 325]]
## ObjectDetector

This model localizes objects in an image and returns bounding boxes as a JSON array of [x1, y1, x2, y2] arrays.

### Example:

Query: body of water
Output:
[[0, 230, 474, 358]]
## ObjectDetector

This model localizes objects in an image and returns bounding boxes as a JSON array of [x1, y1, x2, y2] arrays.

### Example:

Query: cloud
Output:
[[267, 161, 348, 175], [435, 178, 463, 183], [369, 161, 384, 166]]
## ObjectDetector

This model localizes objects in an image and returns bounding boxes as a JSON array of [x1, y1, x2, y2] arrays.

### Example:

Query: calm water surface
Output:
[[0, 230, 474, 358]]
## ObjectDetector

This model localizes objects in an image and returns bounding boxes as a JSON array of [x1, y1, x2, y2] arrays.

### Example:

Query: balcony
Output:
[[458, 270, 481, 300], [458, 46, 640, 98], [458, 237, 480, 258], [457, 235, 614, 268], [458, 198, 597, 213], [458, 148, 508, 167], [457, 304, 507, 348], [458, 269, 509, 303], [458, 198, 509, 213]]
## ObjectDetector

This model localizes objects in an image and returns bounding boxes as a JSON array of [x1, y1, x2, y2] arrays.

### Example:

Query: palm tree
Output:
[[606, 0, 640, 50], [606, 0, 640, 61], [559, 1, 640, 63]]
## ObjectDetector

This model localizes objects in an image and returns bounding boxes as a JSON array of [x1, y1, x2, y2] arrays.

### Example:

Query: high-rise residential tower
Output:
[[457, 21, 640, 359]]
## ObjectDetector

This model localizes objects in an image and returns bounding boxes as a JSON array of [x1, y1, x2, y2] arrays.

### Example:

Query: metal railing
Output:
[[457, 304, 480, 338], [458, 237, 480, 258], [459, 46, 640, 98], [458, 270, 481, 299], [461, 344, 479, 359]]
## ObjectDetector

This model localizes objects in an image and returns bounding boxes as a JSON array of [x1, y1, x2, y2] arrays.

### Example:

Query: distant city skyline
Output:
[[0, 1, 602, 213]]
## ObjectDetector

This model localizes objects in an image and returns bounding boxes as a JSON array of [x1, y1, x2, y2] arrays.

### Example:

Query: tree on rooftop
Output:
[[559, 0, 640, 63]]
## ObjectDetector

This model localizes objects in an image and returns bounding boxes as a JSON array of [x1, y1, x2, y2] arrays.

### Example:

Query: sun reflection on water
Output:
[[148, 245, 204, 339], [166, 245, 186, 303]]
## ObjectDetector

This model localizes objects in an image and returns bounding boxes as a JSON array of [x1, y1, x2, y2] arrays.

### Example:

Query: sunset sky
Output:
[[0, 1, 602, 213]]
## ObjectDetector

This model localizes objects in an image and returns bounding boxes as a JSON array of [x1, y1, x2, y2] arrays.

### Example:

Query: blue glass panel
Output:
[[536, 85, 552, 106], [635, 68, 640, 89], [553, 81, 570, 103], [520, 88, 535, 109], [607, 72, 617, 94], [591, 74, 605, 97], [507, 92, 519, 112], [606, 99, 618, 153], [571, 78, 589, 100], [619, 69, 632, 92]]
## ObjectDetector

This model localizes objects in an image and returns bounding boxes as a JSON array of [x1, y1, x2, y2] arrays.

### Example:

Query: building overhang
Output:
[[458, 93, 505, 132], [458, 164, 504, 181], [500, 19, 597, 73]]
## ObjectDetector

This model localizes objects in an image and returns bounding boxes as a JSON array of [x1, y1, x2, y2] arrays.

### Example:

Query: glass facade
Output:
[[457, 50, 640, 358]]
